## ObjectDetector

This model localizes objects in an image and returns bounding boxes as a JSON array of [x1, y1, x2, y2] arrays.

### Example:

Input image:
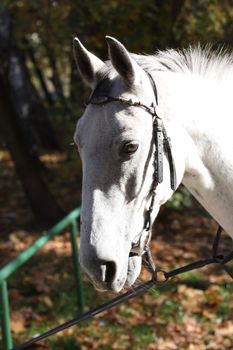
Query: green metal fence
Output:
[[0, 207, 84, 350]]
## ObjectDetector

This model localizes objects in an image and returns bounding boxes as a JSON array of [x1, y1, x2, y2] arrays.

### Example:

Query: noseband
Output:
[[86, 71, 177, 256]]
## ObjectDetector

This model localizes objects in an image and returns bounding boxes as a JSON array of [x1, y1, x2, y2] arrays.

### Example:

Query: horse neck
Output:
[[154, 70, 233, 237]]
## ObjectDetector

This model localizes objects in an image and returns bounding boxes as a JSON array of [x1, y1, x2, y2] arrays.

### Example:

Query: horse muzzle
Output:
[[80, 245, 142, 292]]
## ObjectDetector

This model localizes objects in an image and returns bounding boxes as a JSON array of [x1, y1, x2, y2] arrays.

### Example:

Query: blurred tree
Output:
[[24, 37, 54, 107], [0, 6, 59, 152], [173, 0, 233, 46], [0, 70, 64, 225], [0, 5, 64, 225]]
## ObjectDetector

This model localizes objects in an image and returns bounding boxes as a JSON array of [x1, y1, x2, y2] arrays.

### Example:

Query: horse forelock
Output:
[[93, 61, 135, 98]]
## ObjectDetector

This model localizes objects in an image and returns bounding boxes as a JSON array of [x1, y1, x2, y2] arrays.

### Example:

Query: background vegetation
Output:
[[0, 1, 233, 349]]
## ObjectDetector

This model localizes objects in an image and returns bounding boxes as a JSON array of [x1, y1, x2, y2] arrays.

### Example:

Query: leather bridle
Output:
[[86, 71, 177, 256]]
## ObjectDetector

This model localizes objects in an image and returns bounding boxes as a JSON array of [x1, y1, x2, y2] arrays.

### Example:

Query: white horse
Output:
[[73, 36, 233, 293]]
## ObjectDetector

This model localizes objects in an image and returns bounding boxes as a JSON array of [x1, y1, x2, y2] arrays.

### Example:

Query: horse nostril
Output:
[[100, 261, 116, 283]]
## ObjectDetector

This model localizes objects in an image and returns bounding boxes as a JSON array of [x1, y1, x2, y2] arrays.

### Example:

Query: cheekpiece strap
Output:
[[146, 71, 159, 106], [147, 70, 177, 191], [153, 118, 163, 184], [162, 127, 177, 191]]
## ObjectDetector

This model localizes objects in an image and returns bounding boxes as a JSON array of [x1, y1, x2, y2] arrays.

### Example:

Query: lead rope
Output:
[[11, 226, 233, 350], [11, 249, 156, 350]]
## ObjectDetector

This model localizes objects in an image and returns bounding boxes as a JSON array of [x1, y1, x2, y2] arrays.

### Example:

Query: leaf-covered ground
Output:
[[0, 151, 233, 350]]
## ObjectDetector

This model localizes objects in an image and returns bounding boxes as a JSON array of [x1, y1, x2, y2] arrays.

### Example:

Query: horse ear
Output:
[[73, 37, 105, 88], [105, 36, 141, 85]]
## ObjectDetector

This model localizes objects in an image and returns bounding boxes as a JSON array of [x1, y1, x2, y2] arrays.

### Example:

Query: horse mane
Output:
[[133, 45, 233, 80]]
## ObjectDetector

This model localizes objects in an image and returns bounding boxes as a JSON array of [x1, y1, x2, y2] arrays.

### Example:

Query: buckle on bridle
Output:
[[130, 230, 152, 257]]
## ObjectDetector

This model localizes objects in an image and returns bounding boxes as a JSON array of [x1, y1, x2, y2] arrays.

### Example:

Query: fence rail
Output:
[[0, 207, 84, 350]]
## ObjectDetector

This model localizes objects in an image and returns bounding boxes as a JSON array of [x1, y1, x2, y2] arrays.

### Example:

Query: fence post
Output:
[[70, 220, 84, 313], [0, 280, 13, 350]]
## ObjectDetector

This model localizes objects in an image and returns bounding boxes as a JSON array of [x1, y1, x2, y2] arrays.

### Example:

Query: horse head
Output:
[[73, 37, 184, 292]]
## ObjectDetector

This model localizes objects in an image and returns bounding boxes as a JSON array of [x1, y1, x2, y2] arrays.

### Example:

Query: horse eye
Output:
[[120, 141, 139, 155]]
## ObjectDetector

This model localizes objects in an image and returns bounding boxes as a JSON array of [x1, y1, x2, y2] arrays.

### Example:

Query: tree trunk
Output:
[[43, 40, 74, 120], [9, 46, 60, 150], [0, 71, 65, 226], [25, 39, 54, 107], [0, 6, 60, 151]]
